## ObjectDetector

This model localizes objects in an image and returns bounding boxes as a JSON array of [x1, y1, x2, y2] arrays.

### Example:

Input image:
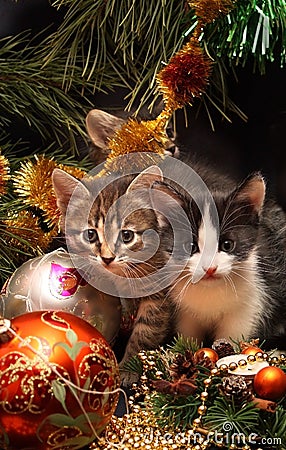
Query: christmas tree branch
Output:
[[0, 32, 97, 153]]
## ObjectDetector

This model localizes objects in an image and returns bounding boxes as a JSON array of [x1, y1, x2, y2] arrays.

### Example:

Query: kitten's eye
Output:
[[220, 239, 235, 253], [184, 241, 199, 255], [83, 229, 98, 243], [121, 229, 135, 244]]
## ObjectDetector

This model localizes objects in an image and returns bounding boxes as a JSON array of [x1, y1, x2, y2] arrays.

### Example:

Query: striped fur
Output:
[[52, 167, 177, 383]]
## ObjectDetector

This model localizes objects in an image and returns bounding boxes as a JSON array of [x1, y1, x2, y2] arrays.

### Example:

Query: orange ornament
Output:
[[194, 347, 219, 364], [254, 366, 286, 401], [241, 345, 263, 356], [0, 311, 120, 449]]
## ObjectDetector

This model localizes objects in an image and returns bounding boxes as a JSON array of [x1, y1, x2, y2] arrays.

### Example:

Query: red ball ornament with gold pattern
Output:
[[0, 311, 120, 449]]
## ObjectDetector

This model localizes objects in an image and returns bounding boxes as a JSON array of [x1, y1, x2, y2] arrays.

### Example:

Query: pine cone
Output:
[[220, 375, 253, 406], [212, 338, 235, 358], [170, 350, 198, 380], [193, 352, 215, 370]]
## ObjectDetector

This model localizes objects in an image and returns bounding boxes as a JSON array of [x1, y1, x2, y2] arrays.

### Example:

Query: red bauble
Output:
[[0, 311, 120, 449], [254, 366, 286, 401], [194, 347, 219, 364]]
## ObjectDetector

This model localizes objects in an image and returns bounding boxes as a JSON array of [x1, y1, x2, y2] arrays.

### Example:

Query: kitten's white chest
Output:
[[172, 253, 267, 342]]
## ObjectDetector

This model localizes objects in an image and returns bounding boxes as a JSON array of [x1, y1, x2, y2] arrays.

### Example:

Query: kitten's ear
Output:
[[86, 109, 124, 148], [234, 173, 266, 213], [126, 166, 163, 193], [52, 169, 88, 215]]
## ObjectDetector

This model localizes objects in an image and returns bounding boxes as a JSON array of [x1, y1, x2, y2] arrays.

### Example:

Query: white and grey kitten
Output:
[[170, 164, 286, 349]]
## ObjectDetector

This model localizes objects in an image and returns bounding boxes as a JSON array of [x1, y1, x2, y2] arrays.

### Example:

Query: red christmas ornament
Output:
[[194, 347, 219, 364], [254, 366, 286, 401], [0, 311, 120, 449]]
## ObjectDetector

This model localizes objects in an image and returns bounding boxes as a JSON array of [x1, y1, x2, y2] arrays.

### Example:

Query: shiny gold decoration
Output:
[[13, 155, 86, 227], [217, 354, 269, 377], [229, 362, 238, 371], [90, 348, 286, 450], [247, 355, 256, 364], [238, 359, 248, 369], [253, 366, 286, 401], [0, 151, 10, 196], [3, 210, 57, 251], [194, 347, 219, 364]]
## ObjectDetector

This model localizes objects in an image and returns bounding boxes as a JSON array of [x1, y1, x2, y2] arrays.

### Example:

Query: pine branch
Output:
[[122, 355, 143, 375], [44, 0, 194, 112], [258, 407, 286, 449], [169, 334, 200, 354], [204, 397, 260, 436], [0, 32, 96, 154], [44, 0, 286, 120], [150, 392, 201, 429]]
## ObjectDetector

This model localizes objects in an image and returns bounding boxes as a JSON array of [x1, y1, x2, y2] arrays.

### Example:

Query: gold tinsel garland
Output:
[[103, 0, 235, 173], [13, 155, 86, 228], [4, 210, 58, 253], [0, 152, 10, 197], [0, 155, 87, 256]]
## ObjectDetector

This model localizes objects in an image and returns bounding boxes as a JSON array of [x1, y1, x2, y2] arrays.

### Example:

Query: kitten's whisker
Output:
[[221, 204, 251, 231], [224, 274, 238, 298]]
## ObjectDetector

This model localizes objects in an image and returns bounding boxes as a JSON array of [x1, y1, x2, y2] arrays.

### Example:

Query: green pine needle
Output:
[[204, 397, 260, 436], [258, 407, 286, 449], [122, 355, 143, 375], [150, 392, 201, 429], [169, 334, 201, 354]]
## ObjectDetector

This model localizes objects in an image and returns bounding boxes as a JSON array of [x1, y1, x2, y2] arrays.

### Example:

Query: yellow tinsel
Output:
[[0, 152, 10, 196], [13, 155, 86, 227], [103, 119, 167, 173], [4, 210, 57, 252]]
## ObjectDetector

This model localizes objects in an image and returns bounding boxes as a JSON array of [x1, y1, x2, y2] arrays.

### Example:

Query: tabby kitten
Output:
[[52, 165, 182, 376], [170, 165, 286, 349]]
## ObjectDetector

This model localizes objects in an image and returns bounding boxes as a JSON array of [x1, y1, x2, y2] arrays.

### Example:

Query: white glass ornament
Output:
[[0, 249, 121, 345]]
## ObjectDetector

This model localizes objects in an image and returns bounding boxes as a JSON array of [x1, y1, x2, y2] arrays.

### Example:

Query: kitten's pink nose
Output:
[[203, 266, 218, 276], [101, 256, 115, 265]]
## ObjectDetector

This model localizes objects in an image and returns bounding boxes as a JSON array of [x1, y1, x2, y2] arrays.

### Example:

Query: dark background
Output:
[[1, 0, 285, 209]]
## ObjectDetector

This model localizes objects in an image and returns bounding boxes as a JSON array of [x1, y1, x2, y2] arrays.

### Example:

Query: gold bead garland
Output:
[[89, 350, 285, 450], [220, 351, 285, 373]]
